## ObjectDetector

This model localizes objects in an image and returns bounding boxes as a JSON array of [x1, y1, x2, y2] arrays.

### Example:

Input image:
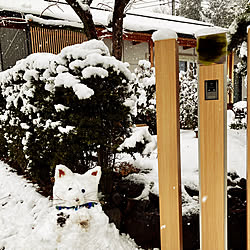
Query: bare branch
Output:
[[40, 3, 56, 17], [97, 3, 113, 11]]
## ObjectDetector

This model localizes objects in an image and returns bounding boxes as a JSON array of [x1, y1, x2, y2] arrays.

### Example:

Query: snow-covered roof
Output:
[[0, 0, 218, 37]]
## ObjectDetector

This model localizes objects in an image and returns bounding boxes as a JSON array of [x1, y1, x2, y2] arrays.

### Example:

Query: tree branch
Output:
[[65, 0, 98, 40]]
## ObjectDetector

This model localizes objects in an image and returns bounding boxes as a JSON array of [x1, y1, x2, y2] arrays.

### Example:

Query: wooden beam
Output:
[[96, 28, 152, 42], [0, 17, 28, 29], [199, 63, 227, 250], [177, 37, 197, 48], [247, 27, 250, 250], [155, 38, 182, 250]]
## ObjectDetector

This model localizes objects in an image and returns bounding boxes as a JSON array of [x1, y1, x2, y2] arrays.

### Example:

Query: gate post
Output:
[[153, 30, 182, 250], [196, 28, 227, 250]]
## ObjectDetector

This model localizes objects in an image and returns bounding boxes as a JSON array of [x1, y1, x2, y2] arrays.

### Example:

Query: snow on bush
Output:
[[131, 60, 199, 133], [118, 125, 157, 156], [179, 69, 198, 130], [130, 60, 156, 134], [0, 40, 133, 193], [229, 101, 247, 130]]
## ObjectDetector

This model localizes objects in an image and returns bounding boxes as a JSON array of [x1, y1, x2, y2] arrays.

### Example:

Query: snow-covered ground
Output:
[[0, 128, 246, 249]]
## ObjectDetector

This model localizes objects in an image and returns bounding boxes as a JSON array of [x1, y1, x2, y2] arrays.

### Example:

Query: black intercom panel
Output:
[[205, 80, 218, 100]]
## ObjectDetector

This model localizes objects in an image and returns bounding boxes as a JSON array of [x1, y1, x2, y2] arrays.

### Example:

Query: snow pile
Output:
[[233, 100, 247, 112], [152, 28, 177, 41], [25, 14, 83, 29], [0, 162, 139, 249], [227, 110, 235, 127], [0, 163, 53, 249], [0, 125, 247, 248], [195, 26, 228, 37], [228, 101, 247, 129]]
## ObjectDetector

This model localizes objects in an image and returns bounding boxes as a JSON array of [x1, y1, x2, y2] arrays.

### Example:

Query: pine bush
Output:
[[179, 69, 198, 130], [0, 40, 133, 194], [131, 60, 156, 134]]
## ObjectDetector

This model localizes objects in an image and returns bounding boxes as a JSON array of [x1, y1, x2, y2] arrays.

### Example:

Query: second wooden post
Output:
[[196, 29, 227, 250]]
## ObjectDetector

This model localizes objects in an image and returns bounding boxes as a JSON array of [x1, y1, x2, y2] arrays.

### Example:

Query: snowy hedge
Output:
[[179, 69, 198, 129], [131, 60, 156, 134], [131, 62, 198, 131], [0, 40, 133, 190]]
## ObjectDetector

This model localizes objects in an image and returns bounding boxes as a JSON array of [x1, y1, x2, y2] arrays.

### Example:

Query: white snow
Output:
[[233, 100, 247, 111], [152, 29, 177, 41], [227, 110, 235, 128], [82, 66, 109, 79], [0, 164, 139, 249], [54, 104, 69, 112], [25, 14, 83, 29], [0, 126, 247, 247], [76, 0, 90, 12], [118, 126, 156, 155], [0, 39, 132, 127], [195, 27, 228, 37], [0, 0, 217, 37], [239, 41, 248, 58], [118, 127, 246, 216], [58, 126, 75, 134], [54, 72, 94, 99]]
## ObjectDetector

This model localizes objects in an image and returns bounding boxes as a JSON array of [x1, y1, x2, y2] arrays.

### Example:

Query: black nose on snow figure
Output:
[[76, 198, 80, 202], [81, 189, 85, 194]]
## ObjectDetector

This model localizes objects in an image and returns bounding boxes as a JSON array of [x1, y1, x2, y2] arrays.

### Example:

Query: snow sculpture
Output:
[[53, 165, 101, 208], [52, 165, 138, 249]]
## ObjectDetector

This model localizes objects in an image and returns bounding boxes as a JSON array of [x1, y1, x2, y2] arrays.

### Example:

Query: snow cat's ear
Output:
[[55, 165, 73, 180], [88, 166, 101, 182]]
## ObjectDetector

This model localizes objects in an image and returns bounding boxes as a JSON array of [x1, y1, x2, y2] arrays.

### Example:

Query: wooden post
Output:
[[155, 37, 182, 249], [247, 26, 250, 250], [196, 30, 227, 250], [199, 64, 227, 250]]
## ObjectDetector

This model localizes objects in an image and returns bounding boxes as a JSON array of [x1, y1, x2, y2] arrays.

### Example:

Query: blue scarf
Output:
[[56, 202, 98, 211]]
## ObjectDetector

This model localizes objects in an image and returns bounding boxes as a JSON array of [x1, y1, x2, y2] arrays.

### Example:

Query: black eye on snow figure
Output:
[[81, 189, 85, 194], [68, 188, 72, 191]]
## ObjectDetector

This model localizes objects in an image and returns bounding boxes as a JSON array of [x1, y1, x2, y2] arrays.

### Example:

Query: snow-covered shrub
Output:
[[228, 6, 249, 99], [179, 69, 198, 129], [229, 101, 247, 129], [131, 61, 198, 132], [0, 40, 132, 192], [131, 60, 156, 134], [118, 126, 157, 157], [227, 76, 234, 96]]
